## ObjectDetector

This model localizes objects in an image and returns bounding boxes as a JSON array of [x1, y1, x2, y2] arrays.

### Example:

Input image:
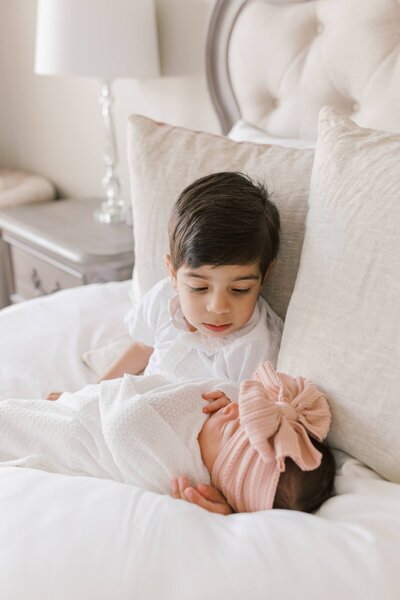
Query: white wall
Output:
[[0, 0, 220, 201]]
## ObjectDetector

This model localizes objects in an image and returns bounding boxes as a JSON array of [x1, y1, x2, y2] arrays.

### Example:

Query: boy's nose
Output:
[[207, 294, 230, 314]]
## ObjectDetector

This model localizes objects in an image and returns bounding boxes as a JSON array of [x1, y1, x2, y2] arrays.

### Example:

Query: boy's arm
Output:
[[46, 341, 153, 400], [100, 341, 154, 381]]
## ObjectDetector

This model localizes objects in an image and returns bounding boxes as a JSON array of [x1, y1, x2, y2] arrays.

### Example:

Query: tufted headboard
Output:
[[206, 0, 400, 138]]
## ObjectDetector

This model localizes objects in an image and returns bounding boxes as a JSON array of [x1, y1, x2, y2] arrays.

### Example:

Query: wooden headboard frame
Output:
[[205, 0, 297, 134], [205, 0, 246, 135]]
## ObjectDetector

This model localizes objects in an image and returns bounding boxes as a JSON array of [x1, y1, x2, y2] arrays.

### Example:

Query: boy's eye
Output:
[[231, 288, 251, 295], [190, 286, 208, 293]]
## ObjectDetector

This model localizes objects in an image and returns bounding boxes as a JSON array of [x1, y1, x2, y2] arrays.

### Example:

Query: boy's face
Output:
[[198, 402, 240, 473], [166, 260, 263, 336]]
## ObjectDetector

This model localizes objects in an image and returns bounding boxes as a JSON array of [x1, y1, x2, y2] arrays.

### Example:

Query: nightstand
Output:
[[0, 198, 134, 304]]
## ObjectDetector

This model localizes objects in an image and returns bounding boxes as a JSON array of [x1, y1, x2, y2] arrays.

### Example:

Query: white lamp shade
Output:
[[35, 0, 160, 80]]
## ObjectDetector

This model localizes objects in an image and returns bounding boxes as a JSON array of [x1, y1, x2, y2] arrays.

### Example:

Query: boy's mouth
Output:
[[203, 323, 232, 333]]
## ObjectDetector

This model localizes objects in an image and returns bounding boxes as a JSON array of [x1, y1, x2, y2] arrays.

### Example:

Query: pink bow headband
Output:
[[211, 362, 331, 512]]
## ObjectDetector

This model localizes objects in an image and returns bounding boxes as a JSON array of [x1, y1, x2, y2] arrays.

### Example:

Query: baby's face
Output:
[[198, 403, 240, 473], [168, 262, 263, 336]]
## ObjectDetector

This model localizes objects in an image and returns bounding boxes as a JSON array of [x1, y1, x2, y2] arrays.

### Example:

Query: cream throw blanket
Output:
[[0, 374, 238, 494]]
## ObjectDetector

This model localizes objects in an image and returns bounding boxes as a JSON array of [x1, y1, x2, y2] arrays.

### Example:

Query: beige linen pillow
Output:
[[278, 107, 400, 482], [127, 115, 314, 319]]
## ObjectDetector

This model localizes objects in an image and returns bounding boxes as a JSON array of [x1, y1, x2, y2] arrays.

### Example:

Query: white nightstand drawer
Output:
[[9, 242, 84, 301], [0, 199, 134, 305]]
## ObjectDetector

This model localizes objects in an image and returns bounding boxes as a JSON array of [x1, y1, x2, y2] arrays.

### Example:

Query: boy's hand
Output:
[[171, 476, 233, 515], [202, 390, 231, 414]]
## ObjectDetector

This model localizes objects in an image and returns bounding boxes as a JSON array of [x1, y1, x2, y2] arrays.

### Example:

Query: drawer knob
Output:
[[30, 268, 44, 295], [30, 268, 61, 296], [51, 281, 61, 293]]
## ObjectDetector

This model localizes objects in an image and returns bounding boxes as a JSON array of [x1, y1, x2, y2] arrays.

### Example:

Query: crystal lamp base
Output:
[[94, 200, 129, 224]]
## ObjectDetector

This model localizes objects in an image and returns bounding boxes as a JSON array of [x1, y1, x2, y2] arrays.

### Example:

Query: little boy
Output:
[[100, 171, 283, 384]]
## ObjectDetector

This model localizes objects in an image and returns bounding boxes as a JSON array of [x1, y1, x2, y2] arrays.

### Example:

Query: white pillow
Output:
[[228, 120, 315, 149], [278, 107, 400, 483], [127, 115, 314, 320]]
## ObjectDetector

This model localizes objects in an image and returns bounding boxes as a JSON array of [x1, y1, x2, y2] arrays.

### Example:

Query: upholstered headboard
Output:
[[206, 0, 400, 137]]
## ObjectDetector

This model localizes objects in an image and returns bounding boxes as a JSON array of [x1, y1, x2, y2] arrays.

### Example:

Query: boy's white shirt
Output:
[[126, 277, 283, 382]]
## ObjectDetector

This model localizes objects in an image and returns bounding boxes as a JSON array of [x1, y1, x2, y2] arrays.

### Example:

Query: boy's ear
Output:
[[165, 255, 177, 287]]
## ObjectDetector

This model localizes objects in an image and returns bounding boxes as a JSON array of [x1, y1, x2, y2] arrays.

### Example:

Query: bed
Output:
[[1, 1, 400, 598]]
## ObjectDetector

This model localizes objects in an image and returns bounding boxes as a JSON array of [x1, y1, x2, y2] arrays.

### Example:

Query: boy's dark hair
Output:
[[273, 438, 335, 513], [168, 172, 280, 278]]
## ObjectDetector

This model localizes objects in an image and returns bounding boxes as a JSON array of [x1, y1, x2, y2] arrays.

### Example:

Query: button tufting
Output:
[[352, 101, 359, 112], [316, 22, 324, 34]]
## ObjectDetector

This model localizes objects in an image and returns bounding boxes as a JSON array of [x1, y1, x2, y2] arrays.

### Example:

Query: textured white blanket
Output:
[[0, 374, 238, 493]]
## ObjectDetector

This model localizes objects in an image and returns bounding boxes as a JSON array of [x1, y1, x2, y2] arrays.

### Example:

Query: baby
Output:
[[0, 362, 334, 514], [201, 362, 335, 513]]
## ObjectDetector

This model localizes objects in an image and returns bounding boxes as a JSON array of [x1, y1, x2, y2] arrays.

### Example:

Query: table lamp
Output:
[[34, 0, 160, 224]]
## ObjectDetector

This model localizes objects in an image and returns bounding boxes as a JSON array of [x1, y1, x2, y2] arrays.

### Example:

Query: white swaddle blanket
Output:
[[0, 374, 239, 494]]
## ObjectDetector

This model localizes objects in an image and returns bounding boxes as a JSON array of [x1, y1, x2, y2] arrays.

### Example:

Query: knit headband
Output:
[[211, 362, 331, 513]]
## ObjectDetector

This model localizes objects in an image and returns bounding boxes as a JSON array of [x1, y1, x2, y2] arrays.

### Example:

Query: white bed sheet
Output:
[[0, 455, 399, 600], [0, 280, 131, 399], [1, 284, 400, 599]]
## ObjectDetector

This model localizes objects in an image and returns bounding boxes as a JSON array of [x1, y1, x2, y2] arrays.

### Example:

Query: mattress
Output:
[[1, 454, 399, 599]]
